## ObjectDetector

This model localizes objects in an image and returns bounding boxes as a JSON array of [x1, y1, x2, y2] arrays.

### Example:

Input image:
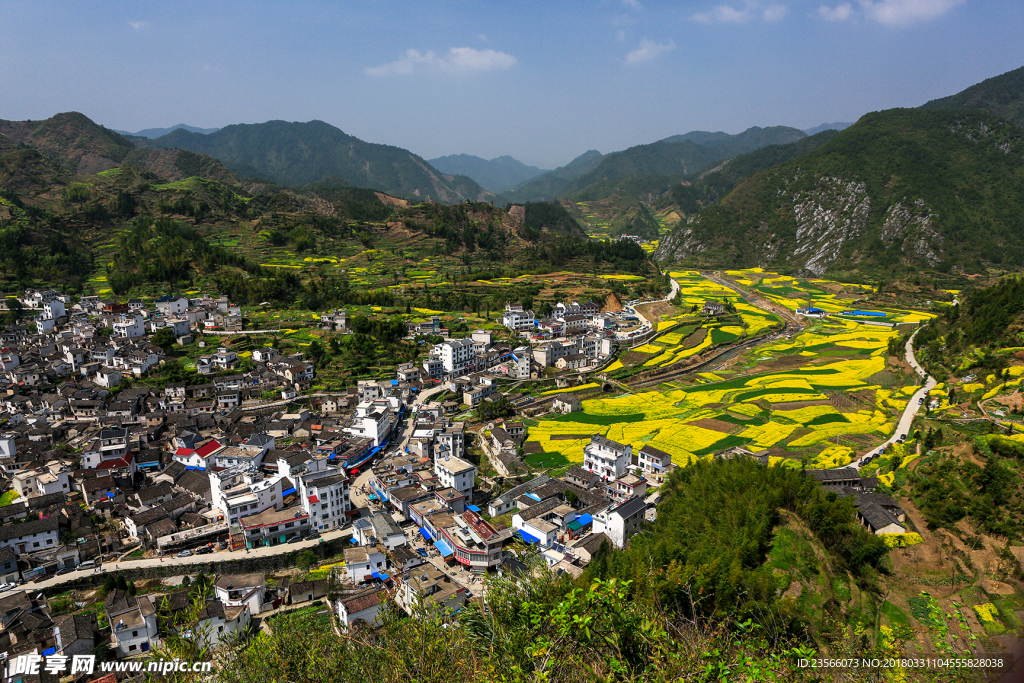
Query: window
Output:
[[33, 542, 39, 547], [129, 644, 137, 651], [132, 630, 139, 637]]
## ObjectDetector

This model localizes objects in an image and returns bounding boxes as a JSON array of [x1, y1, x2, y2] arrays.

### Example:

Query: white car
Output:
[[0, 583, 14, 592]]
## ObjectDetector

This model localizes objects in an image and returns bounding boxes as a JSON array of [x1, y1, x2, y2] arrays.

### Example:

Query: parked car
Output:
[[196, 546, 213, 555], [0, 583, 15, 592], [287, 536, 303, 544], [56, 567, 73, 575], [177, 549, 193, 558], [78, 560, 96, 570]]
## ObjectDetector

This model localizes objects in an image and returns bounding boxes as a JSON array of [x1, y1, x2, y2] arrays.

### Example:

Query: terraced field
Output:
[[527, 271, 929, 473]]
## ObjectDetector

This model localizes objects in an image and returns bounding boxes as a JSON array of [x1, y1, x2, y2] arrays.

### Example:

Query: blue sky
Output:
[[1, 0, 1021, 168]]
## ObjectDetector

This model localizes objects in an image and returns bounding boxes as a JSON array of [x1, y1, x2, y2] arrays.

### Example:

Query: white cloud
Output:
[[691, 1, 789, 23], [625, 38, 676, 64], [365, 47, 517, 77], [858, 0, 965, 26], [127, 20, 150, 30], [818, 3, 854, 20], [621, 0, 642, 8]]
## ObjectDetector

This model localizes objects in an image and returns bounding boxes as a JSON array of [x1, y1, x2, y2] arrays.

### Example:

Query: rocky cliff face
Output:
[[656, 108, 1024, 275]]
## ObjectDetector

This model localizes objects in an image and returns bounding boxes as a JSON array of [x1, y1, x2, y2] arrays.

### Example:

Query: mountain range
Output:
[[118, 123, 221, 138], [803, 122, 854, 135], [139, 120, 497, 204], [427, 154, 548, 193]]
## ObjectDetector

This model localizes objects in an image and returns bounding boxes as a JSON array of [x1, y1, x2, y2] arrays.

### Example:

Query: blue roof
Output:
[[524, 492, 541, 502], [517, 529, 541, 544], [42, 647, 56, 656], [577, 513, 593, 525], [378, 572, 389, 580], [419, 526, 433, 540], [350, 537, 359, 544], [391, 379, 399, 386], [106, 492, 114, 499], [371, 571, 382, 579], [433, 539, 454, 557], [466, 505, 481, 512], [282, 487, 296, 496], [185, 466, 196, 470]]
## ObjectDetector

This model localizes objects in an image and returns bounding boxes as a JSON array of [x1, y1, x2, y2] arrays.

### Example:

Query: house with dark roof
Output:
[[591, 496, 647, 548], [0, 515, 59, 556], [54, 613, 100, 656], [335, 587, 386, 630]]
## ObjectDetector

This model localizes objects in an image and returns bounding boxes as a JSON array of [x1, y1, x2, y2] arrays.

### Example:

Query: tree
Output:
[[116, 575, 128, 591], [151, 327, 177, 352], [308, 340, 325, 366], [296, 550, 318, 572]]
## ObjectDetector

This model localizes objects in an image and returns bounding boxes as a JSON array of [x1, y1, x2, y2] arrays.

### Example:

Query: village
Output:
[[0, 285, 711, 663]]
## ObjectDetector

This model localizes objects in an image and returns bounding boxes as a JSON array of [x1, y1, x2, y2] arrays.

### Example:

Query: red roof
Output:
[[174, 448, 193, 456], [195, 439, 223, 457], [95, 451, 135, 470], [308, 495, 319, 504]]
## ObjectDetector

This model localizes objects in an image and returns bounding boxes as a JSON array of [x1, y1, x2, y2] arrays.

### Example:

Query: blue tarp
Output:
[[420, 526, 433, 540], [42, 647, 56, 656], [106, 492, 114, 499], [368, 494, 378, 501], [576, 513, 593, 526], [434, 539, 454, 557], [391, 380, 399, 386], [350, 538, 358, 544], [518, 529, 541, 544], [367, 446, 382, 458], [466, 505, 481, 512], [371, 571, 382, 579], [282, 487, 296, 496], [329, 454, 337, 459], [378, 572, 389, 580], [524, 492, 541, 502], [185, 466, 196, 470]]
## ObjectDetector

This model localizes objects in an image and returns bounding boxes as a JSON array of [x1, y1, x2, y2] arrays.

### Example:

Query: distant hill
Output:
[[143, 120, 497, 204], [559, 126, 807, 202], [921, 65, 1024, 127], [427, 154, 548, 192], [803, 122, 853, 135], [660, 125, 806, 154], [504, 150, 604, 203], [656, 108, 1024, 275], [657, 129, 840, 214], [130, 123, 221, 138], [0, 112, 136, 174]]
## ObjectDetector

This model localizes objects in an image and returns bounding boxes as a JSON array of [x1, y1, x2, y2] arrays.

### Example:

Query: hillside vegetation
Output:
[[656, 108, 1024, 276], [143, 119, 497, 203], [921, 65, 1024, 128]]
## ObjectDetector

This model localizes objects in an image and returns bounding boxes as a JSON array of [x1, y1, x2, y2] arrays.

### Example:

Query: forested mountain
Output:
[[0, 112, 136, 174], [427, 153, 547, 192], [129, 123, 221, 138], [657, 129, 840, 214], [659, 125, 805, 154], [504, 149, 604, 203], [804, 122, 853, 135], [655, 109, 1024, 276], [921, 65, 1024, 128], [143, 120, 498, 204]]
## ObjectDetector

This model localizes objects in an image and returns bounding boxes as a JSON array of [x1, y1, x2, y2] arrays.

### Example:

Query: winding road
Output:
[[850, 326, 935, 468]]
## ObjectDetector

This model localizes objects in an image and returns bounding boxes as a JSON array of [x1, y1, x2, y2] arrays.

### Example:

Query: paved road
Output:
[[851, 327, 935, 468], [615, 277, 681, 342], [21, 526, 356, 592]]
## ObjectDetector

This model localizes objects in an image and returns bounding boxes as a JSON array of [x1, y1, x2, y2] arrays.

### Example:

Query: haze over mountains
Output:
[[427, 154, 548, 193], [123, 124, 221, 139], [3, 64, 1024, 279]]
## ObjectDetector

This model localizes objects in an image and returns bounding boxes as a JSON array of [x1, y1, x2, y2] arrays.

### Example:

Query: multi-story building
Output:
[[502, 303, 535, 332], [434, 453, 476, 498], [592, 496, 648, 548], [436, 338, 476, 376], [637, 444, 674, 483], [214, 573, 266, 614], [300, 470, 351, 531], [583, 434, 631, 482], [105, 589, 159, 658], [112, 313, 146, 339]]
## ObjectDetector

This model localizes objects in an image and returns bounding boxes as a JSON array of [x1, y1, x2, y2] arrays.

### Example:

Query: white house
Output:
[[113, 313, 146, 339], [300, 470, 351, 531], [335, 587, 386, 630], [214, 573, 266, 615], [591, 497, 647, 548], [436, 338, 476, 376], [583, 435, 631, 482], [434, 454, 476, 498]]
